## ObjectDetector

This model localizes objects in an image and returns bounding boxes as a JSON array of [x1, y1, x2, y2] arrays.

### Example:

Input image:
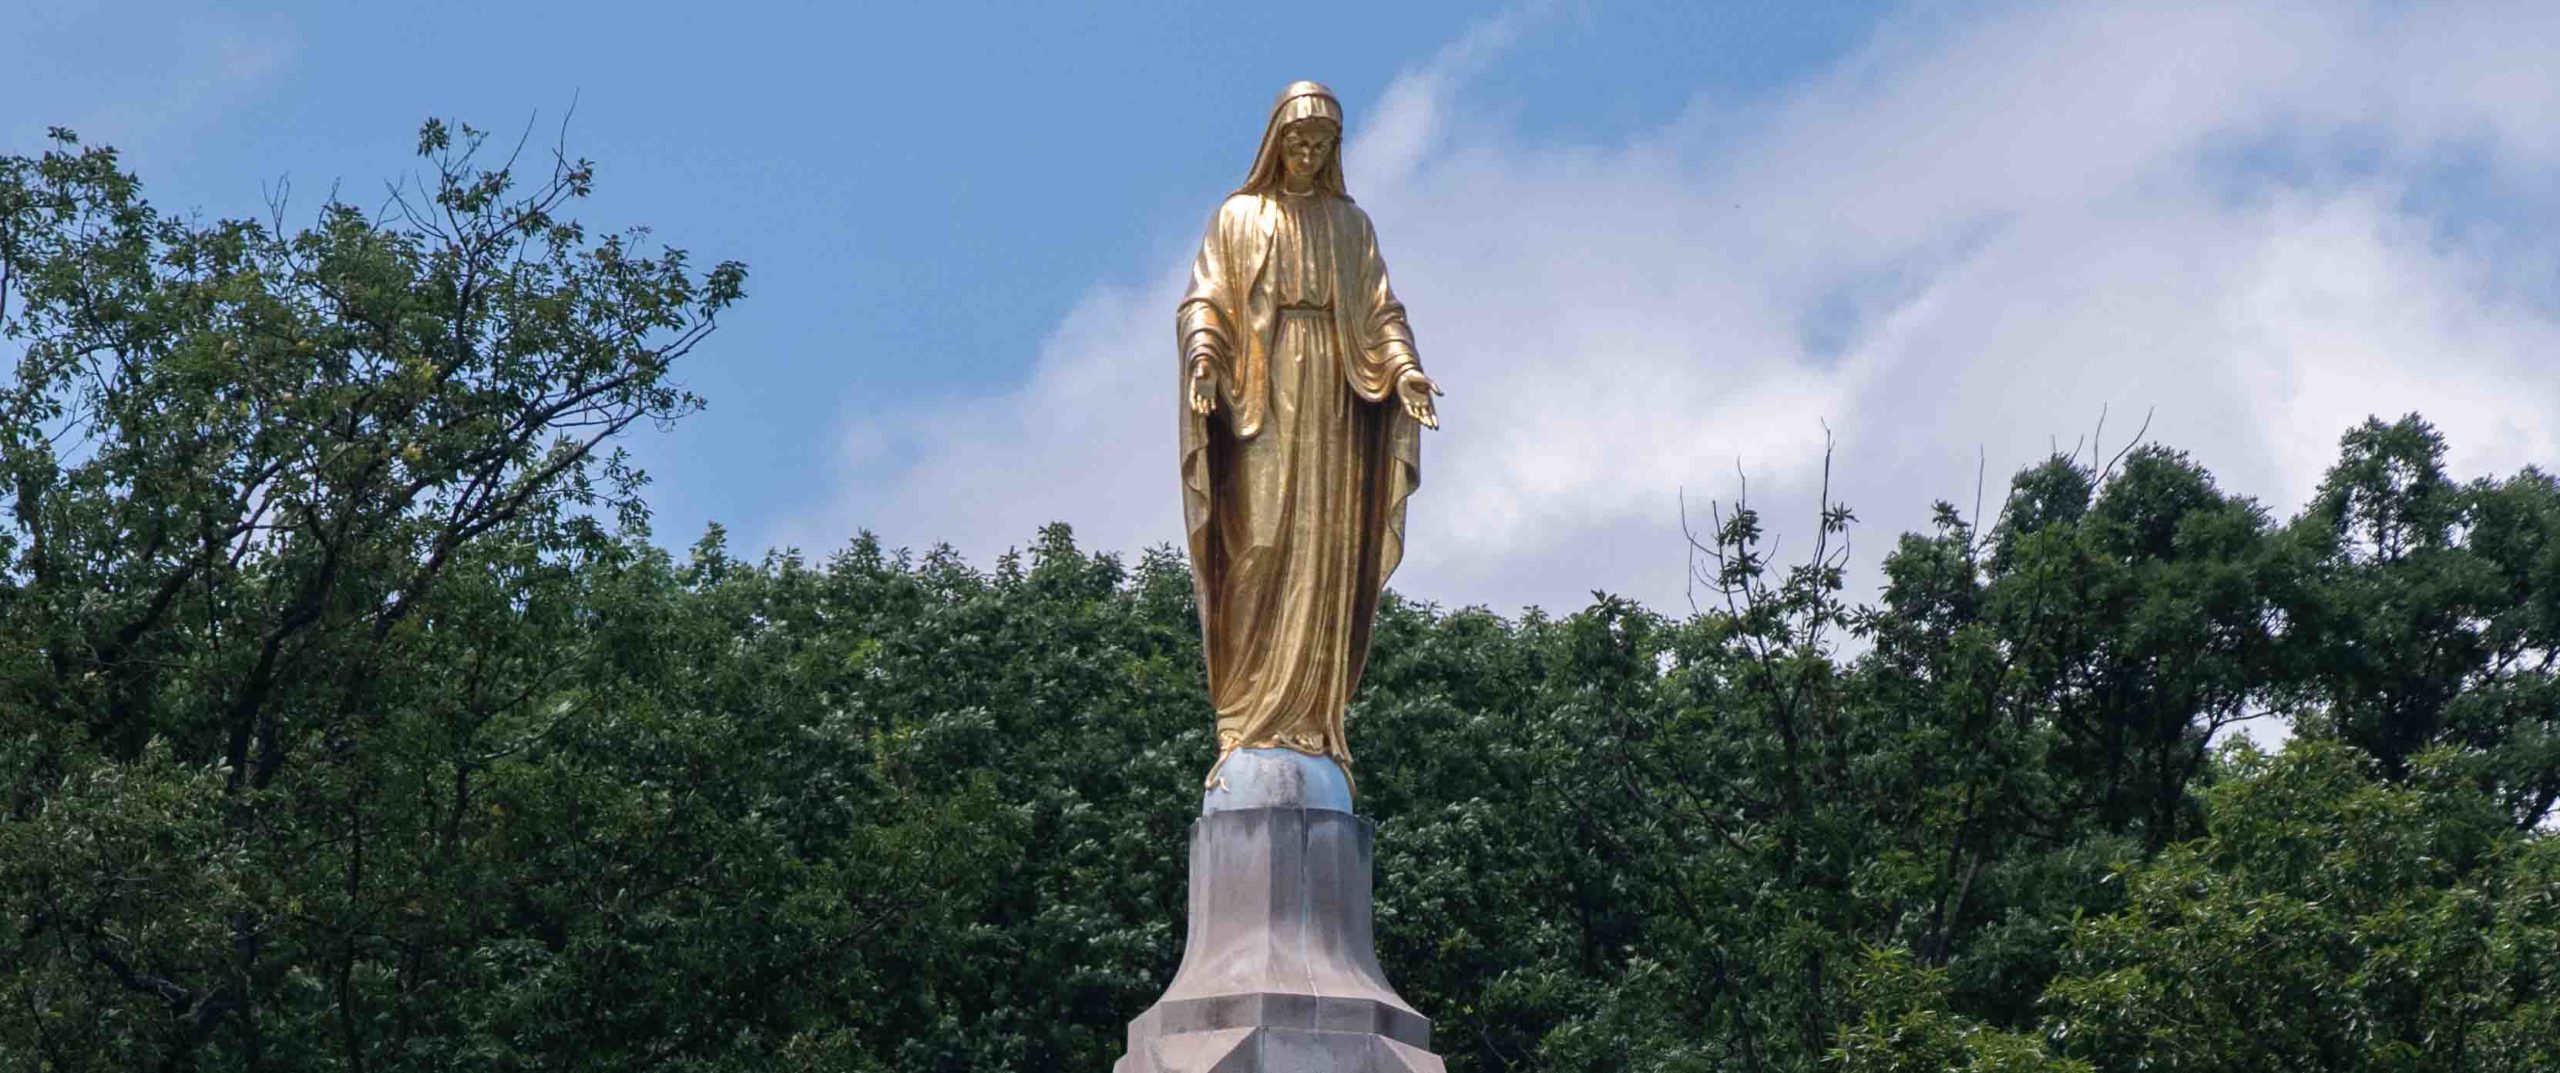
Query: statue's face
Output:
[[1280, 121, 1337, 186]]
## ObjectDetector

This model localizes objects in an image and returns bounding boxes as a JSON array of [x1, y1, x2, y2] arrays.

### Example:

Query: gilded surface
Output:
[[1178, 81, 1442, 787]]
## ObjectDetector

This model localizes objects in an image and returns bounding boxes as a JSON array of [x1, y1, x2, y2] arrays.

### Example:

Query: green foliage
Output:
[[2044, 742, 2560, 1073], [1, 122, 745, 1071], [4, 129, 2555, 1073], [1832, 951, 2086, 1073], [2288, 418, 2560, 823]]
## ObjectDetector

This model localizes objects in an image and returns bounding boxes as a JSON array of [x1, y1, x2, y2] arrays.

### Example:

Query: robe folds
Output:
[[1177, 190, 1423, 770]]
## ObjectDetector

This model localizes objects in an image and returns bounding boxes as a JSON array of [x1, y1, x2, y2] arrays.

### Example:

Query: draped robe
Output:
[[1178, 190, 1423, 772]]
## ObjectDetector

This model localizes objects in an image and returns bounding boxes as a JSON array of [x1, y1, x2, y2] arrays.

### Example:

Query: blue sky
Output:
[[11, 2, 2560, 614], [4, 1, 1884, 548]]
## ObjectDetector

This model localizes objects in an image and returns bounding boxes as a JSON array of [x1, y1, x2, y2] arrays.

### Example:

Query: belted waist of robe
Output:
[[1278, 302, 1333, 313]]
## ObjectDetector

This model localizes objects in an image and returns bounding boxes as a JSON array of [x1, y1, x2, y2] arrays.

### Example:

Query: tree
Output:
[[1, 120, 742, 1070], [2284, 416, 2560, 825], [2043, 742, 2560, 1073]]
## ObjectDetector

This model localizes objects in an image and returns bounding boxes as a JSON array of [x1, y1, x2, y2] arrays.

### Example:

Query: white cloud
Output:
[[800, 2, 2560, 616]]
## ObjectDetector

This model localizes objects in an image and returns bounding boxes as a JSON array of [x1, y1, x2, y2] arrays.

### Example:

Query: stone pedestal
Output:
[[1115, 755, 1441, 1072]]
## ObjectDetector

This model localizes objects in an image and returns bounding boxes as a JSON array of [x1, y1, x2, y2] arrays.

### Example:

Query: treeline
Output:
[[3, 128, 2556, 1073]]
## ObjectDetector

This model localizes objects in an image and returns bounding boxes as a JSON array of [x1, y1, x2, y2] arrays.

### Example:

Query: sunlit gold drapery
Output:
[[1177, 83, 1424, 779]]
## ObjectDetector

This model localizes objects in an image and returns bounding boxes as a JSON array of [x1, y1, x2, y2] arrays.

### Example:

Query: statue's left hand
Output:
[[1396, 369, 1441, 429]]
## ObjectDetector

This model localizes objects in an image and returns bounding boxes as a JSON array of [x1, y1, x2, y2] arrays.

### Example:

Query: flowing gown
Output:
[[1177, 190, 1424, 771]]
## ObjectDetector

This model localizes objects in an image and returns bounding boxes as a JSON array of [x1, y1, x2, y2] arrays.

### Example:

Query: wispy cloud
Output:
[[797, 2, 2560, 615], [1, 1, 297, 156]]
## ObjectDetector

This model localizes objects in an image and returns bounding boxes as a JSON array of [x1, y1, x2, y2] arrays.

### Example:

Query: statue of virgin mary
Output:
[[1178, 81, 1442, 788]]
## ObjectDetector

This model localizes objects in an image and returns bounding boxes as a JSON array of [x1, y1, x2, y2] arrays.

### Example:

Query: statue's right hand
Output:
[[1188, 359, 1218, 415]]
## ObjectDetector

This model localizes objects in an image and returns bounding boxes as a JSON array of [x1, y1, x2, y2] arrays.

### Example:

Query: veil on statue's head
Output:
[[1237, 80, 1351, 199]]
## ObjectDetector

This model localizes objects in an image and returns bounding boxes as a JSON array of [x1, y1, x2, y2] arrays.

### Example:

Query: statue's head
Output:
[[1280, 118, 1341, 191], [1239, 81, 1350, 199]]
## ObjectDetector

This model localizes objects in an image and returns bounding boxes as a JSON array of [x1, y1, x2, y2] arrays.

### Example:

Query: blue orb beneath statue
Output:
[[1202, 748, 1354, 815]]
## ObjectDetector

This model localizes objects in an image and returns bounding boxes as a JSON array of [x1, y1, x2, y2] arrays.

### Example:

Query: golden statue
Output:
[[1179, 81, 1442, 789]]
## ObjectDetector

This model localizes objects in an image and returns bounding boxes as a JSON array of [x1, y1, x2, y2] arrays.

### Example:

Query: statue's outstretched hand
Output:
[[1189, 359, 1218, 415], [1396, 369, 1442, 429]]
